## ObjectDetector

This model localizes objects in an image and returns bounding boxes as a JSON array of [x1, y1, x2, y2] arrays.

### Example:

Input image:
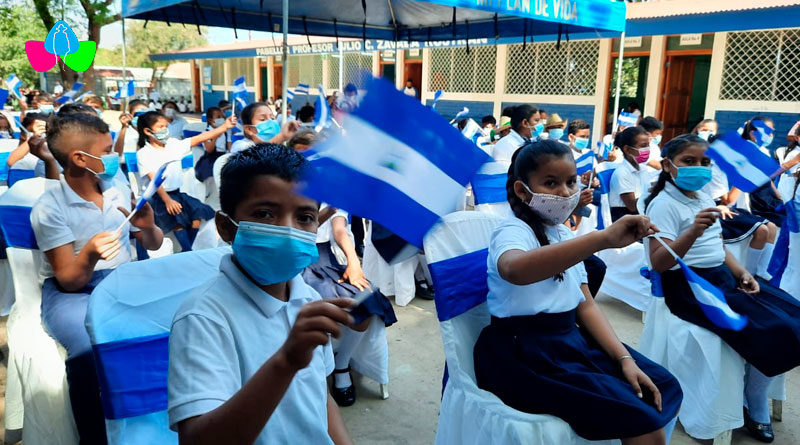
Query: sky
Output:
[[99, 21, 273, 49]]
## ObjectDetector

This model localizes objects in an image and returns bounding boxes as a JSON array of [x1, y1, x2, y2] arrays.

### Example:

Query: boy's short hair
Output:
[[297, 105, 315, 123], [568, 119, 591, 135], [128, 99, 146, 112], [219, 143, 309, 217], [481, 115, 497, 126], [639, 116, 664, 133], [57, 102, 96, 116], [82, 95, 103, 106], [240, 102, 268, 126], [22, 112, 45, 129], [46, 113, 110, 168], [287, 128, 317, 149], [36, 92, 54, 103]]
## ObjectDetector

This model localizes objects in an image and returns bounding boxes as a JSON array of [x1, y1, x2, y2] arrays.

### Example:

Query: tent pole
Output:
[[122, 17, 128, 110], [281, 0, 289, 122], [611, 31, 625, 135], [338, 46, 343, 92]]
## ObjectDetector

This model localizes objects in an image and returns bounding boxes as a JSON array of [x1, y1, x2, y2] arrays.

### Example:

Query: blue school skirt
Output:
[[610, 206, 636, 223], [302, 242, 397, 326], [150, 189, 214, 232], [474, 310, 682, 440], [661, 265, 800, 377], [716, 201, 768, 243]]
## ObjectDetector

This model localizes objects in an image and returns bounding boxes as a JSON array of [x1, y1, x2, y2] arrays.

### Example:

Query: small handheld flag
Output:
[[286, 89, 295, 102], [651, 235, 747, 331], [430, 90, 443, 110], [296, 83, 310, 95], [55, 82, 84, 104], [114, 80, 135, 99], [707, 131, 780, 193], [460, 119, 485, 144], [617, 111, 638, 128], [575, 151, 594, 175], [313, 85, 331, 132], [448, 107, 469, 125], [5, 74, 23, 99], [232, 76, 249, 111], [116, 162, 170, 232], [74, 90, 93, 103]]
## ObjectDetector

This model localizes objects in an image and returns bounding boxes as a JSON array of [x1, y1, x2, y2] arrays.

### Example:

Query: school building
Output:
[[150, 0, 800, 148]]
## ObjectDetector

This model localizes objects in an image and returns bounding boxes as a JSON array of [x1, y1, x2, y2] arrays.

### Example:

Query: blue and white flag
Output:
[[768, 199, 799, 286], [232, 76, 249, 110], [5, 74, 22, 99], [575, 150, 594, 175], [114, 80, 135, 99], [301, 77, 491, 247], [286, 89, 295, 101], [313, 85, 331, 132], [751, 119, 775, 147], [117, 162, 171, 232], [596, 135, 613, 160], [461, 118, 484, 144], [0, 89, 8, 107], [296, 83, 310, 95], [55, 82, 83, 104], [451, 106, 469, 122], [430, 90, 443, 110], [617, 111, 638, 128], [75, 90, 93, 103], [707, 131, 780, 192]]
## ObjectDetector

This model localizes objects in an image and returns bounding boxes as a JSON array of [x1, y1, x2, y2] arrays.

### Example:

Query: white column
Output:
[[372, 51, 380, 77], [267, 56, 275, 102], [223, 59, 231, 100], [643, 35, 666, 118], [421, 48, 431, 103], [493, 44, 509, 118], [322, 55, 330, 92], [253, 58, 261, 101], [594, 38, 612, 146], [395, 49, 405, 90], [704, 32, 728, 119]]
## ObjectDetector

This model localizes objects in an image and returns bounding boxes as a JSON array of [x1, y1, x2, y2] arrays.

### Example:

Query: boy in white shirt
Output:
[[168, 143, 354, 444]]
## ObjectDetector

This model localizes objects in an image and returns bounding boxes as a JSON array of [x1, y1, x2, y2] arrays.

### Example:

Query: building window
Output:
[[286, 55, 324, 89], [720, 28, 800, 102], [342, 53, 373, 89], [229, 58, 254, 85], [428, 46, 497, 94], [505, 40, 600, 96], [210, 59, 225, 85]]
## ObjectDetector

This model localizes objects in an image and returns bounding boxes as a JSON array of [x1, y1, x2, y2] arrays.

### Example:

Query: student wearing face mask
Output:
[[161, 101, 187, 139], [113, 99, 149, 177], [194, 107, 232, 206], [474, 140, 682, 444], [609, 126, 652, 222], [231, 102, 300, 154], [31, 113, 164, 444], [542, 113, 567, 142], [32, 92, 56, 117], [492, 104, 543, 165], [82, 95, 106, 120], [135, 110, 234, 251], [0, 113, 14, 139], [639, 117, 665, 184]]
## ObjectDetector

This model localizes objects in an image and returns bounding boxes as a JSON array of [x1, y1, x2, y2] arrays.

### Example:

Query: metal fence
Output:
[[505, 40, 600, 96], [428, 46, 497, 93]]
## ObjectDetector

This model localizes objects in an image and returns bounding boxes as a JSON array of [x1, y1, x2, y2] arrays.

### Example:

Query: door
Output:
[[659, 56, 696, 142], [403, 61, 422, 98], [272, 65, 283, 100], [192, 62, 201, 112], [260, 65, 269, 101], [381, 63, 396, 83]]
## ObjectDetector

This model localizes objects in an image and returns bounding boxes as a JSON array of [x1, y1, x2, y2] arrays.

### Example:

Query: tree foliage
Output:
[[0, 5, 48, 87], [96, 21, 208, 69]]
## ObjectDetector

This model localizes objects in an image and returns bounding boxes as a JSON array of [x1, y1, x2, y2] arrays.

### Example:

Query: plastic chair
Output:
[[472, 161, 512, 218], [423, 211, 617, 445], [86, 247, 228, 445], [0, 177, 79, 444]]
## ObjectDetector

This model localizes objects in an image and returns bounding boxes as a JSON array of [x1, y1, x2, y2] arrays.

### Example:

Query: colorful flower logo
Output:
[[26, 20, 96, 72]]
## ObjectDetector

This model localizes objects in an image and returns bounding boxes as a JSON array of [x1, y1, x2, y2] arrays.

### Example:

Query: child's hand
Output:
[[119, 113, 133, 128], [690, 208, 721, 237], [28, 136, 55, 162], [738, 271, 760, 294], [86, 231, 122, 262], [603, 215, 658, 248], [279, 299, 355, 372], [580, 171, 592, 186], [715, 205, 737, 220], [279, 120, 300, 141], [576, 188, 593, 209], [224, 116, 238, 129], [118, 201, 156, 230], [340, 265, 370, 291], [32, 120, 47, 136], [620, 358, 662, 412], [165, 197, 183, 215]]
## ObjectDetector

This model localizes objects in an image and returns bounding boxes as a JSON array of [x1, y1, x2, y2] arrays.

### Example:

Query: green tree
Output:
[[0, 6, 48, 88]]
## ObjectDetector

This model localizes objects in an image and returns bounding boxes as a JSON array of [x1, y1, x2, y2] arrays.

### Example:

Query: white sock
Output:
[[334, 370, 352, 389], [757, 242, 776, 280], [744, 364, 773, 424], [333, 326, 367, 389], [746, 247, 763, 275]]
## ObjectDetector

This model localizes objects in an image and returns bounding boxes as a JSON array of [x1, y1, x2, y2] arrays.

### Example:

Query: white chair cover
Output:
[[362, 220, 423, 307], [423, 211, 617, 445], [86, 247, 228, 445], [332, 316, 390, 385], [596, 243, 651, 311], [212, 152, 232, 193], [0, 177, 78, 444], [780, 232, 800, 300]]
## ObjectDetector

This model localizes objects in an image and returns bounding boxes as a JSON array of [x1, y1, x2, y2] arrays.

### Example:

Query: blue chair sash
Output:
[[428, 248, 489, 322], [181, 153, 193, 169], [0, 205, 38, 249], [8, 169, 35, 187], [124, 152, 139, 173]]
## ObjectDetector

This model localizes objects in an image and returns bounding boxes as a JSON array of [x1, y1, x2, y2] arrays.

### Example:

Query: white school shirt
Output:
[[487, 218, 588, 317], [30, 176, 137, 281], [702, 160, 730, 201], [608, 160, 643, 208], [492, 129, 527, 164], [137, 138, 191, 192], [205, 124, 230, 153], [167, 116, 187, 140], [168, 254, 334, 445], [645, 182, 725, 270], [230, 138, 255, 154]]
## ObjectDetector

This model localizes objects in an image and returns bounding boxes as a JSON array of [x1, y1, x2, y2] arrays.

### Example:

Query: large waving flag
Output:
[[301, 76, 491, 247], [232, 76, 249, 110], [708, 131, 780, 192], [651, 235, 747, 331], [5, 74, 22, 99], [285, 88, 295, 102], [55, 82, 83, 104], [617, 111, 638, 128], [313, 85, 331, 132], [296, 83, 310, 95], [575, 151, 595, 175], [114, 80, 135, 99], [768, 199, 799, 286]]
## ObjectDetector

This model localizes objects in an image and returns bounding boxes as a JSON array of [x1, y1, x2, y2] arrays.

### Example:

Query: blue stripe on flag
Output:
[[768, 200, 799, 286], [55, 82, 83, 104], [428, 248, 490, 322], [351, 77, 490, 187], [618, 111, 638, 128], [123, 153, 138, 173], [0, 205, 38, 249], [181, 153, 193, 169], [472, 173, 507, 204], [676, 257, 747, 331], [8, 169, 35, 187], [597, 168, 615, 195], [0, 152, 9, 181], [575, 151, 594, 175], [93, 332, 169, 419], [708, 131, 779, 192], [296, 83, 310, 94], [6, 75, 22, 98], [313, 85, 331, 131], [301, 156, 441, 247]]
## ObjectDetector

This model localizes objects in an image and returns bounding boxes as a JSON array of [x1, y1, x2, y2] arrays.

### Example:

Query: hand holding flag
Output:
[[430, 90, 443, 110], [575, 151, 595, 175], [56, 82, 84, 104], [117, 162, 170, 232]]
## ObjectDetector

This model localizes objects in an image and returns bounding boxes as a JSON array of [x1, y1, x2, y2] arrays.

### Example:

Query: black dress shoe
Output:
[[331, 368, 356, 407], [744, 407, 775, 443], [415, 282, 435, 300]]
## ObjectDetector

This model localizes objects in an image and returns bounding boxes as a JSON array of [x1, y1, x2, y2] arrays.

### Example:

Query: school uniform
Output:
[[473, 217, 682, 440], [702, 159, 769, 243], [492, 129, 527, 164], [230, 138, 255, 154], [168, 254, 336, 445], [302, 207, 396, 326], [646, 182, 800, 377], [117, 127, 140, 175], [194, 125, 230, 182], [137, 138, 214, 232], [167, 116, 187, 139], [31, 175, 137, 444], [775, 147, 799, 202], [608, 160, 643, 222]]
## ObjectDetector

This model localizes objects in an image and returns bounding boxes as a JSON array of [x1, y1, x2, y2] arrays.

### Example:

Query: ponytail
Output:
[[644, 170, 671, 211]]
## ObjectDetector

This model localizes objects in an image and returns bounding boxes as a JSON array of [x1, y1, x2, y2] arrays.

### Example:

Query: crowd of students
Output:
[[1, 85, 799, 445]]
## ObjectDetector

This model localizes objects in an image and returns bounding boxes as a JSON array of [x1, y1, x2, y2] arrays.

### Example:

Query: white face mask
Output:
[[521, 183, 581, 225]]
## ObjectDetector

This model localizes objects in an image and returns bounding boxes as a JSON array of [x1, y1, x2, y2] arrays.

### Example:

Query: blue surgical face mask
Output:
[[651, 135, 663, 146], [213, 118, 225, 127], [670, 160, 712, 191], [225, 217, 319, 285], [131, 110, 146, 128], [38, 104, 54, 115], [549, 128, 565, 140], [533, 121, 545, 135], [252, 119, 281, 142], [81, 151, 120, 180], [0, 130, 10, 139], [697, 130, 713, 141], [150, 127, 169, 142], [574, 137, 589, 150]]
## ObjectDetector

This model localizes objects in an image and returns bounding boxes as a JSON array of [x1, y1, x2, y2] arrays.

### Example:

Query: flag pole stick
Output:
[[116, 207, 138, 233]]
